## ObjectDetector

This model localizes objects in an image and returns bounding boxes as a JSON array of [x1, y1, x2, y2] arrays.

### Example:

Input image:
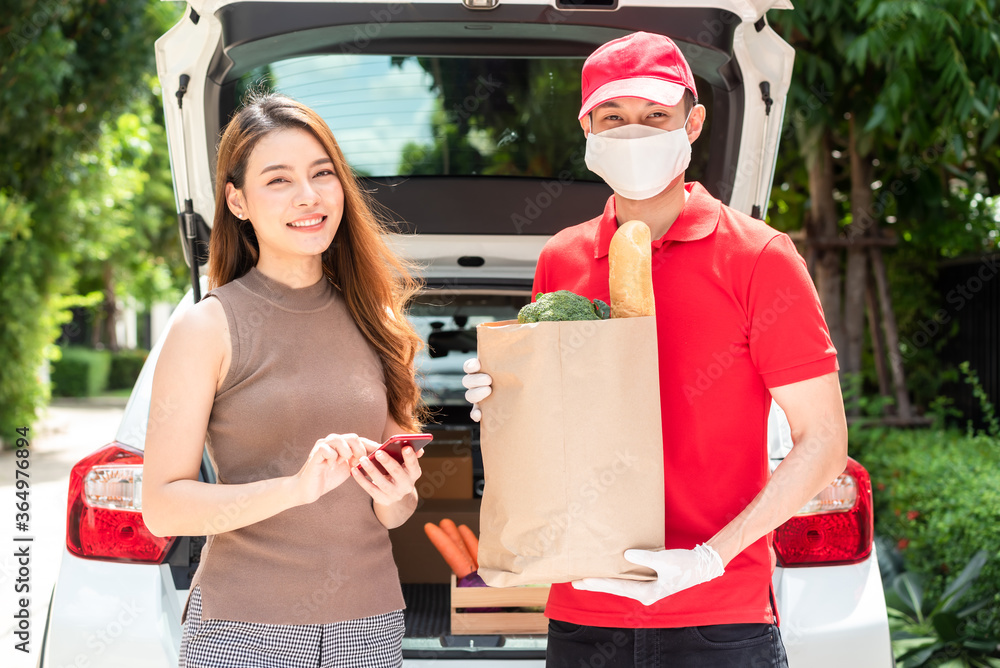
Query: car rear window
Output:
[[237, 54, 596, 181], [235, 54, 710, 183]]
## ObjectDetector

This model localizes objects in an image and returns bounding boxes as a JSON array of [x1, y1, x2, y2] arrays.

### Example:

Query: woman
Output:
[[142, 92, 427, 668]]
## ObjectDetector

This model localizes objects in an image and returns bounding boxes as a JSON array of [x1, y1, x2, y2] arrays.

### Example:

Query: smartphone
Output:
[[356, 433, 433, 480]]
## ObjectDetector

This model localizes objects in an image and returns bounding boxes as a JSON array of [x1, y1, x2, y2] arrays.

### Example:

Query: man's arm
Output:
[[573, 371, 847, 604], [706, 371, 848, 566]]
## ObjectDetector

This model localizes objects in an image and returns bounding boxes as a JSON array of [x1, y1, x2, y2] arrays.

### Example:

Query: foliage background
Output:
[[0, 0, 186, 439], [767, 0, 1000, 411], [852, 423, 1000, 644]]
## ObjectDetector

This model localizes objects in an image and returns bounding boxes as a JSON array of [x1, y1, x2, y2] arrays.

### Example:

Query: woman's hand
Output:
[[291, 433, 370, 506], [352, 443, 423, 506]]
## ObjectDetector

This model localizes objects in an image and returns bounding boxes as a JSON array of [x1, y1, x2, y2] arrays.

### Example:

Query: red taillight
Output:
[[773, 457, 873, 567], [66, 442, 175, 564]]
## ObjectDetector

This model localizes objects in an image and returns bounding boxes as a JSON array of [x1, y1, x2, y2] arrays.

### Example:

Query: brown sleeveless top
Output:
[[184, 266, 405, 624]]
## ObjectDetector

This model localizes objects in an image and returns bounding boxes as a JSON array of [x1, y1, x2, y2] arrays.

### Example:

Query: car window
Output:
[[235, 54, 710, 183]]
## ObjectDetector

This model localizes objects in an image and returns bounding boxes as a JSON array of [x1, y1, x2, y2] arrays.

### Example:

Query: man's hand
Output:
[[571, 544, 724, 606], [463, 357, 493, 422]]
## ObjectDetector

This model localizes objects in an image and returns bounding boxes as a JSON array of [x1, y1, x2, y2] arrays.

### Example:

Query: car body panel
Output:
[[113, 281, 204, 453], [774, 550, 894, 667], [40, 549, 180, 668]]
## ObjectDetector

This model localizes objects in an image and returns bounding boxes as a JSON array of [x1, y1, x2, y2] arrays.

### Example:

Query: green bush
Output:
[[51, 347, 112, 397], [0, 192, 65, 443], [852, 426, 1000, 640], [108, 349, 148, 390]]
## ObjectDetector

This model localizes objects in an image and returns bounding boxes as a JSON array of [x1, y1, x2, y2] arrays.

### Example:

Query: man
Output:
[[464, 32, 847, 667]]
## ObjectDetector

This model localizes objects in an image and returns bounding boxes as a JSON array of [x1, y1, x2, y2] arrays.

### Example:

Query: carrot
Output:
[[424, 522, 475, 578], [438, 518, 474, 565], [458, 524, 480, 570]]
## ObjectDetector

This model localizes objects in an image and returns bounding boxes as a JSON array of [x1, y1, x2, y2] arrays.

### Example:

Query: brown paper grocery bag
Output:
[[475, 316, 664, 586]]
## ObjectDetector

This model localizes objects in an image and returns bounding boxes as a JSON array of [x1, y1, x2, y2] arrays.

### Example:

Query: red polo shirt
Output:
[[537, 182, 838, 629]]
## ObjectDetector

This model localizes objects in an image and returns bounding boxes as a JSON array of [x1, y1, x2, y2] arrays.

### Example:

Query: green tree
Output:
[[71, 75, 189, 350], [393, 56, 590, 180], [0, 0, 184, 438], [768, 0, 1000, 413]]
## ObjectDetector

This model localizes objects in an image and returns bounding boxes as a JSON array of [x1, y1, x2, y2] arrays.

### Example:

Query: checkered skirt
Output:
[[179, 586, 404, 668]]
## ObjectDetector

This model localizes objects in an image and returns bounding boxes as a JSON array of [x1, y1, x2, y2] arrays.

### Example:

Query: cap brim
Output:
[[578, 78, 688, 119]]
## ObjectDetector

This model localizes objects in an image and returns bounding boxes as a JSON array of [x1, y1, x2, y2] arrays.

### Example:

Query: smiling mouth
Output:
[[287, 215, 326, 229]]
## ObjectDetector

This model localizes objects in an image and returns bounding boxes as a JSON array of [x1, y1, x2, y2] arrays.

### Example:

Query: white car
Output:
[[40, 1, 893, 666]]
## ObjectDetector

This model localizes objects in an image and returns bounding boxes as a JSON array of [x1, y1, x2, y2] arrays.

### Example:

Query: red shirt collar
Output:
[[593, 182, 721, 259]]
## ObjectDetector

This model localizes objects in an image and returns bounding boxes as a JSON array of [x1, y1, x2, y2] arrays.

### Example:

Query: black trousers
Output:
[[545, 620, 789, 668]]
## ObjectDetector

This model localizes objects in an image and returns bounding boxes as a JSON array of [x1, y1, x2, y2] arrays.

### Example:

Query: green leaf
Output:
[[939, 550, 988, 612], [900, 643, 944, 668], [980, 120, 1000, 154], [931, 611, 961, 642], [847, 33, 870, 72], [957, 597, 993, 619], [895, 572, 927, 621], [888, 606, 917, 621], [972, 98, 991, 118], [963, 639, 1000, 652], [935, 660, 967, 668]]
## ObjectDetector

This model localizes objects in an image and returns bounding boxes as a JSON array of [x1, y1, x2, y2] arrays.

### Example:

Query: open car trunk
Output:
[[153, 0, 795, 658], [157, 0, 794, 269]]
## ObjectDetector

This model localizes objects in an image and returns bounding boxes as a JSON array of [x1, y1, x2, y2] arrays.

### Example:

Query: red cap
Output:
[[579, 32, 698, 120]]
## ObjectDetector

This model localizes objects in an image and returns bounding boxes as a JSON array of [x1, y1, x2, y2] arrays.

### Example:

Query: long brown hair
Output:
[[209, 92, 426, 431]]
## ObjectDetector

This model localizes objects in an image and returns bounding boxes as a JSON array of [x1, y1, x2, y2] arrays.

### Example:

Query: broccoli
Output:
[[517, 290, 611, 323]]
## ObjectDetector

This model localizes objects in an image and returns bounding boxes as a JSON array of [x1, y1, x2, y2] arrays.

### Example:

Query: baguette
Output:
[[609, 220, 655, 318]]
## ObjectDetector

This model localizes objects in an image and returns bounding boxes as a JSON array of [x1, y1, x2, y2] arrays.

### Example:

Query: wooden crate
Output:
[[449, 575, 551, 635]]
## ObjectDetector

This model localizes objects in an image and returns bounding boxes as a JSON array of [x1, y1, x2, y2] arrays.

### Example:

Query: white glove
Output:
[[572, 544, 724, 606], [462, 358, 493, 422]]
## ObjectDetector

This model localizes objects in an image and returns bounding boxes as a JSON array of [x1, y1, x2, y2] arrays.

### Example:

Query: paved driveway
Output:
[[1, 399, 126, 668]]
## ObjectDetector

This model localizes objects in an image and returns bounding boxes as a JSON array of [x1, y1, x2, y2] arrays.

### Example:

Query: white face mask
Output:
[[584, 114, 692, 200]]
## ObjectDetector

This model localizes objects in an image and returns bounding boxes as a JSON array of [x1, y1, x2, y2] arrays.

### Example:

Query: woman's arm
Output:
[[141, 298, 356, 537], [352, 416, 422, 529]]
